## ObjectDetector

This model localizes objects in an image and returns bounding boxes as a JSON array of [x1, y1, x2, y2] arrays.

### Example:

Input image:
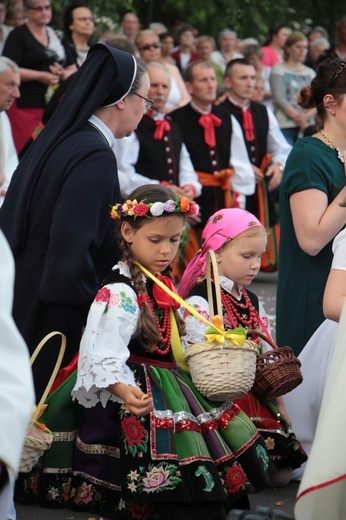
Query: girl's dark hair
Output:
[[63, 1, 90, 40], [120, 185, 186, 352], [298, 57, 346, 123]]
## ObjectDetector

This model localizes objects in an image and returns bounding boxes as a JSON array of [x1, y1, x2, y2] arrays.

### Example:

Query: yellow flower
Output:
[[122, 199, 138, 216], [110, 204, 121, 220]]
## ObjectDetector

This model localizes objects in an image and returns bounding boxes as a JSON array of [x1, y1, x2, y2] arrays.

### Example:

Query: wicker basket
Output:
[[19, 331, 66, 473], [247, 329, 303, 400], [185, 250, 259, 401]]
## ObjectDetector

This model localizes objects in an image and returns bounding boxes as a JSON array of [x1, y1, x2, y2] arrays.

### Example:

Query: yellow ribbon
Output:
[[135, 262, 226, 333], [134, 262, 247, 349], [204, 331, 246, 346]]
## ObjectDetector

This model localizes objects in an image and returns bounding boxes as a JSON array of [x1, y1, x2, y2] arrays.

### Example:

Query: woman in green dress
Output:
[[276, 57, 346, 355]]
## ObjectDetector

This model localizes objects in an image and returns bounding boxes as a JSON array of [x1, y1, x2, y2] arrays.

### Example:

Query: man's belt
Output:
[[196, 169, 234, 208]]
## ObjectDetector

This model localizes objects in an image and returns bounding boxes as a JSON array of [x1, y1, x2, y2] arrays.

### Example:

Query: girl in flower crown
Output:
[[67, 185, 275, 520], [179, 208, 307, 488]]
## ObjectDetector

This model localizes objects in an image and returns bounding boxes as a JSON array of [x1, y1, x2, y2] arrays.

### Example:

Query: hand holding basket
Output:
[[19, 331, 66, 473], [184, 250, 259, 401]]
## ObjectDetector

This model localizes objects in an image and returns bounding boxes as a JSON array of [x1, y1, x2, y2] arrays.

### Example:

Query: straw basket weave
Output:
[[19, 331, 66, 473], [247, 329, 303, 400], [185, 250, 259, 401]]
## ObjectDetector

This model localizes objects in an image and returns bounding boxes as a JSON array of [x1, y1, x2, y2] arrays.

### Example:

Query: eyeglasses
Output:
[[328, 60, 346, 87], [139, 43, 161, 51], [74, 17, 94, 22], [132, 92, 154, 113], [28, 4, 51, 11]]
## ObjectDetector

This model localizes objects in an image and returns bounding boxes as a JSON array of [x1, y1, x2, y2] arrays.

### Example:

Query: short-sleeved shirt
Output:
[[276, 137, 346, 354]]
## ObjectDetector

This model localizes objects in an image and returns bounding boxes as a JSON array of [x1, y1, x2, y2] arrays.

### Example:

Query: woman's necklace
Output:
[[320, 130, 345, 164]]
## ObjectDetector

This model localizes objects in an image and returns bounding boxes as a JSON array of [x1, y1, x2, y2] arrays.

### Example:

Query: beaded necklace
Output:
[[221, 287, 261, 343], [144, 292, 171, 355]]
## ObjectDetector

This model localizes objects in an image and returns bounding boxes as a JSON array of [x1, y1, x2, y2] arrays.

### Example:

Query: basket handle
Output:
[[30, 331, 66, 422], [206, 250, 223, 319], [247, 328, 277, 349]]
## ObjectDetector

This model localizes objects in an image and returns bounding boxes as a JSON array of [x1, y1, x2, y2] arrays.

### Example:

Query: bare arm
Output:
[[290, 187, 346, 256], [323, 269, 346, 322]]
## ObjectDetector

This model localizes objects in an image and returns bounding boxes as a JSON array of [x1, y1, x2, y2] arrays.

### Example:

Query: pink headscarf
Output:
[[179, 208, 263, 298]]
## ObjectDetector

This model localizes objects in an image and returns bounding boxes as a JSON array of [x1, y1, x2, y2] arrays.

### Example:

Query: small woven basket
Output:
[[19, 331, 66, 473], [247, 329, 303, 400], [185, 250, 259, 401]]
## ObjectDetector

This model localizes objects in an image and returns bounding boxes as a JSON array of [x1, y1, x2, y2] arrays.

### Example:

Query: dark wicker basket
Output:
[[247, 330, 303, 400]]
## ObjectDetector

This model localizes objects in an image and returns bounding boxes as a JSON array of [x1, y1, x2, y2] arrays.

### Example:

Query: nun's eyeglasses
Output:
[[132, 92, 154, 113], [328, 60, 346, 87]]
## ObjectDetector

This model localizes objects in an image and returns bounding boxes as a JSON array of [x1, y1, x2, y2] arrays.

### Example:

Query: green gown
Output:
[[276, 136, 346, 355]]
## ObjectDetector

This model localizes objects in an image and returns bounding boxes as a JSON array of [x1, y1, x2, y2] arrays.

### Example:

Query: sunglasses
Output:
[[28, 4, 51, 11], [132, 92, 154, 113], [139, 43, 161, 51], [328, 60, 346, 87]]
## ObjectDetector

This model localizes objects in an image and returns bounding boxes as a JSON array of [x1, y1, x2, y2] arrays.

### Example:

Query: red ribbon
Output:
[[242, 108, 255, 141], [153, 119, 171, 139], [152, 275, 180, 310], [198, 113, 222, 148]]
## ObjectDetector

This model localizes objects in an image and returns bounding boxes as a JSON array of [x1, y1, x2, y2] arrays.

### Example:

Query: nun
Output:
[[0, 43, 150, 399]]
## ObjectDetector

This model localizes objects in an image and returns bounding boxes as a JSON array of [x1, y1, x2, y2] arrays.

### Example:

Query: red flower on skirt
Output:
[[128, 501, 157, 519], [121, 416, 146, 447], [95, 287, 111, 303], [225, 464, 248, 494]]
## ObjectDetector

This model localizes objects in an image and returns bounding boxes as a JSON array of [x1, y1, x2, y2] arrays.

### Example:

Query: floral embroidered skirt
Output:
[[15, 363, 304, 519]]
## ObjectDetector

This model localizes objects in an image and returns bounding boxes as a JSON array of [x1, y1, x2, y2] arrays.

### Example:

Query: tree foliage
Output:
[[51, 0, 346, 44]]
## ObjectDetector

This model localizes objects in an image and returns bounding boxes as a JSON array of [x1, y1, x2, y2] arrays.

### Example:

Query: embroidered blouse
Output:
[[72, 261, 144, 408]]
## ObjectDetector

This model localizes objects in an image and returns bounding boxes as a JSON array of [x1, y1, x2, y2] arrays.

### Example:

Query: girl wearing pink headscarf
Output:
[[180, 208, 307, 486]]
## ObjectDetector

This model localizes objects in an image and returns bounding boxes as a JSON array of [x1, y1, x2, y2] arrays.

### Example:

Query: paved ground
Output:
[[16, 271, 300, 520]]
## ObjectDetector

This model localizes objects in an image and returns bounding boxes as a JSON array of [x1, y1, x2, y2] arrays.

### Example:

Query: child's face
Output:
[[121, 215, 185, 274], [215, 232, 267, 287]]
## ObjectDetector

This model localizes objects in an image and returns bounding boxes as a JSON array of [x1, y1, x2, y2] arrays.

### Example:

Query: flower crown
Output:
[[110, 197, 200, 220]]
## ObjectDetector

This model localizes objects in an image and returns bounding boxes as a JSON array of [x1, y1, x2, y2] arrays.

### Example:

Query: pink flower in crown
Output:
[[188, 201, 200, 216], [164, 199, 176, 213]]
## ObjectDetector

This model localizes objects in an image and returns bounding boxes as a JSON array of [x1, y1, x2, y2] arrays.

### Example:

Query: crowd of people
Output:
[[1, 2, 346, 519]]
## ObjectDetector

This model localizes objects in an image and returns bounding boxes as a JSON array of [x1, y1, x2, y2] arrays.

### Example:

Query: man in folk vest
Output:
[[113, 61, 201, 278], [170, 59, 255, 232], [219, 58, 291, 225], [113, 60, 201, 200]]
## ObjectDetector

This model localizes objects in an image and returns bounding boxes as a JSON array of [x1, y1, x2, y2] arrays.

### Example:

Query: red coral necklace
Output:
[[221, 288, 261, 342], [145, 293, 171, 355]]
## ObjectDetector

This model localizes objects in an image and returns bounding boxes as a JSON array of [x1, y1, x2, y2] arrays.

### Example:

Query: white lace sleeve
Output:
[[72, 282, 140, 408], [180, 295, 210, 352]]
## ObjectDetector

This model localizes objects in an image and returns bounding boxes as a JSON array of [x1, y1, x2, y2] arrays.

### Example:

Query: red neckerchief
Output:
[[153, 119, 171, 139], [152, 275, 180, 310], [242, 107, 255, 141], [198, 112, 222, 147]]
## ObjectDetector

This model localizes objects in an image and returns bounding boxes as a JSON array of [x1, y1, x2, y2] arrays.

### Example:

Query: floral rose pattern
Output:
[[72, 481, 94, 505], [95, 287, 110, 303], [121, 416, 148, 457], [127, 463, 182, 494], [224, 463, 249, 494], [142, 466, 171, 493]]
